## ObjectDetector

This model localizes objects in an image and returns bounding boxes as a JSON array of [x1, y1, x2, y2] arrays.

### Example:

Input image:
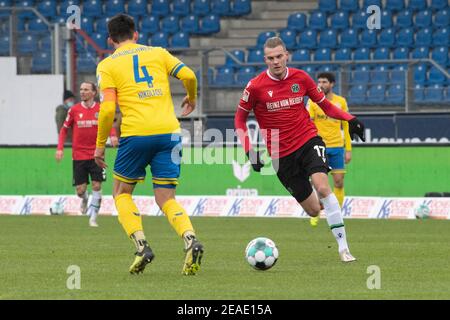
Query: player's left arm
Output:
[[305, 73, 365, 141], [95, 88, 116, 168], [341, 98, 352, 163]]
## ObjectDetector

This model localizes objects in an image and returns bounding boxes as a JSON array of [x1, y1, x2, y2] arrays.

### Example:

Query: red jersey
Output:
[[57, 102, 112, 160], [238, 68, 327, 159]]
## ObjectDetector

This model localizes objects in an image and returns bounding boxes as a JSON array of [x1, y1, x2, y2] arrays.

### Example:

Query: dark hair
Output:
[[82, 81, 97, 93], [107, 14, 135, 43], [317, 72, 336, 84]]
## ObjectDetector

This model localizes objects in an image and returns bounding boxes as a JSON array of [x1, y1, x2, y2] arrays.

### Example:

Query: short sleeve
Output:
[[238, 81, 256, 112], [96, 62, 116, 91]]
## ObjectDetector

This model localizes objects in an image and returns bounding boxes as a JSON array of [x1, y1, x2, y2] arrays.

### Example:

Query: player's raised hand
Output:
[[94, 147, 107, 169], [181, 95, 196, 116], [348, 117, 366, 142], [246, 149, 265, 172], [55, 150, 64, 162]]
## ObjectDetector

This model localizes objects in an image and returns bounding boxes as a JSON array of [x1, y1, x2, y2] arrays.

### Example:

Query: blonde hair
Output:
[[264, 37, 287, 50]]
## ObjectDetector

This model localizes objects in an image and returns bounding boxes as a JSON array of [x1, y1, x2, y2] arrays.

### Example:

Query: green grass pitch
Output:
[[0, 216, 449, 299]]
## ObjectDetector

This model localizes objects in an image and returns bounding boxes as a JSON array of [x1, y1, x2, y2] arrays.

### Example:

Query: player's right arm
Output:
[[56, 108, 74, 162]]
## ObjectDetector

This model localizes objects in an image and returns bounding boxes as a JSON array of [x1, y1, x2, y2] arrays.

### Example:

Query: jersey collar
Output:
[[266, 67, 289, 81]]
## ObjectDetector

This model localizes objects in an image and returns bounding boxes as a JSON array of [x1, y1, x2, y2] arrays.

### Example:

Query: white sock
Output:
[[320, 193, 349, 253], [87, 190, 102, 221]]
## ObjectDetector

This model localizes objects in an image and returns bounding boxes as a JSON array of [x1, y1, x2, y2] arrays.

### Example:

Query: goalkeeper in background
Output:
[[94, 14, 203, 275], [307, 73, 352, 227]]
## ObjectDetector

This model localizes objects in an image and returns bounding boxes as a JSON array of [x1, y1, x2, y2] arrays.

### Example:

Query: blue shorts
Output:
[[326, 147, 346, 173], [113, 134, 182, 189]]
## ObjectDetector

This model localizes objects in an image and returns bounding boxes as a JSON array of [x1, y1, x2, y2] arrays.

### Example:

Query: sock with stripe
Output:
[[320, 193, 349, 253]]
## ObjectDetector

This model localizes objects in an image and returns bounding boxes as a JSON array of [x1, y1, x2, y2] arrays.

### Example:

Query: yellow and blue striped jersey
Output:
[[96, 43, 196, 137], [307, 93, 352, 150]]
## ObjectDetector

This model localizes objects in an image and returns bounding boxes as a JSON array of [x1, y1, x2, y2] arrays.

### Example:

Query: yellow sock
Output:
[[334, 187, 345, 208], [162, 199, 194, 238], [115, 193, 143, 237]]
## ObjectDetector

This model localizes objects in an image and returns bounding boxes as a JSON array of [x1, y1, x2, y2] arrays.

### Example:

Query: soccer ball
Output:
[[415, 204, 430, 219], [245, 237, 279, 271], [50, 200, 64, 215]]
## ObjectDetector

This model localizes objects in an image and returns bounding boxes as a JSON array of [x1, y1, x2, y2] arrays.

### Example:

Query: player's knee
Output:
[[305, 204, 321, 217], [315, 185, 332, 198]]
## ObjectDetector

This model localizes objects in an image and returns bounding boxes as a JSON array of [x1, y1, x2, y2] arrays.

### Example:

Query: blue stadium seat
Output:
[[0, 34, 9, 55], [195, 67, 214, 86], [378, 28, 395, 48], [348, 84, 366, 104], [340, 29, 358, 48], [214, 66, 235, 86], [96, 17, 111, 34], [39, 35, 52, 50], [414, 84, 425, 102], [408, 0, 427, 12], [318, 29, 337, 48], [105, 0, 125, 17], [137, 32, 148, 45], [236, 66, 255, 86], [231, 0, 251, 16], [31, 51, 52, 73], [297, 30, 317, 50], [212, 0, 231, 16], [330, 11, 349, 30], [152, 0, 170, 16], [16, 0, 35, 19], [314, 48, 331, 61], [353, 47, 370, 60], [396, 10, 413, 29], [225, 49, 245, 67], [386, 0, 404, 12], [352, 10, 368, 29], [424, 84, 444, 102], [335, 48, 351, 60], [340, 0, 359, 12], [431, 0, 448, 11], [391, 65, 407, 84], [387, 84, 405, 104], [255, 31, 276, 48], [371, 65, 389, 83], [91, 32, 107, 49], [247, 48, 263, 63], [150, 32, 169, 47], [173, 0, 190, 16], [127, 0, 148, 17], [279, 29, 297, 50], [415, 28, 432, 47], [373, 47, 390, 60], [181, 15, 199, 34], [434, 9, 449, 28], [17, 33, 38, 54], [161, 15, 180, 34], [141, 15, 160, 34], [432, 47, 448, 66], [28, 18, 49, 33], [74, 36, 86, 53], [446, 86, 450, 102], [302, 65, 317, 75], [0, 1, 12, 18], [413, 64, 427, 84], [397, 28, 414, 47], [199, 14, 220, 34], [309, 11, 328, 31], [352, 65, 370, 83], [171, 31, 190, 48], [428, 67, 447, 85], [193, 0, 210, 16], [292, 49, 310, 62], [433, 27, 449, 46], [363, 0, 381, 8], [83, 0, 103, 18], [380, 11, 393, 28], [412, 47, 429, 59], [415, 10, 432, 28], [77, 52, 97, 73], [37, 1, 57, 18], [80, 17, 94, 34], [360, 29, 377, 48], [393, 47, 409, 60], [318, 0, 336, 13], [287, 12, 307, 32], [16, 16, 26, 31], [367, 84, 385, 104], [317, 65, 338, 73]]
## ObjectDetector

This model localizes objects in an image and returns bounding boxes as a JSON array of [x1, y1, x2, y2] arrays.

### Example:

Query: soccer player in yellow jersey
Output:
[[307, 73, 352, 227], [94, 14, 203, 275]]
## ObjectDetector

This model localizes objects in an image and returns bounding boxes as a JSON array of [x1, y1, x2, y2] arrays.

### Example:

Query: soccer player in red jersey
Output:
[[235, 37, 365, 262], [56, 82, 118, 227]]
